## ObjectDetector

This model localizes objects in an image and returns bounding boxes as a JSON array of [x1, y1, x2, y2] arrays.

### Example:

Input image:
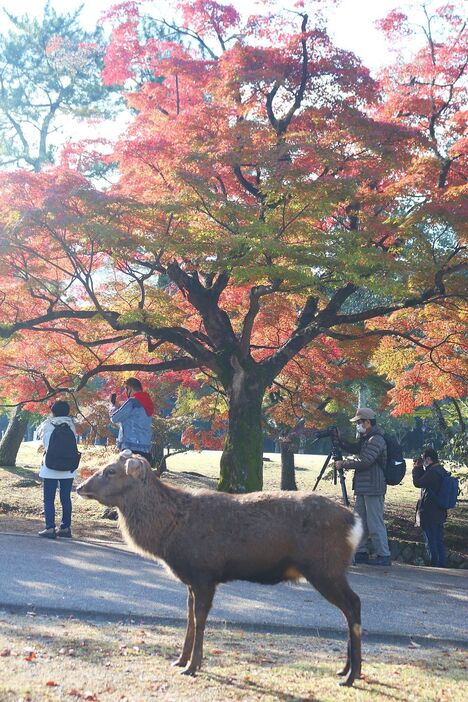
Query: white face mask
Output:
[[356, 424, 367, 434]]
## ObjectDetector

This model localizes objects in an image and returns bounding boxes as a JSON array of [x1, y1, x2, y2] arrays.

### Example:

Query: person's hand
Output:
[[334, 460, 344, 470]]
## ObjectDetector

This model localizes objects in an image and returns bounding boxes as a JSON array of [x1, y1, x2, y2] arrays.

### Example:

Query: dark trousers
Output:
[[422, 523, 446, 567], [133, 450, 153, 465], [43, 478, 73, 530]]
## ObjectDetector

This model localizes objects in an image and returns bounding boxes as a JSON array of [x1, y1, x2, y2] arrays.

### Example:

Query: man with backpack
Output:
[[36, 400, 81, 539], [334, 407, 392, 566], [413, 448, 452, 568]]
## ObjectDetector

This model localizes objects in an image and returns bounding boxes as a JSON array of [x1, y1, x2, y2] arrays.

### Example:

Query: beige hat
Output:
[[350, 407, 376, 422]]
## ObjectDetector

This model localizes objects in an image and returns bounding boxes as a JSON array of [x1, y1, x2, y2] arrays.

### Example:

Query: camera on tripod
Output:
[[311, 425, 349, 507], [313, 426, 341, 460], [313, 425, 338, 440]]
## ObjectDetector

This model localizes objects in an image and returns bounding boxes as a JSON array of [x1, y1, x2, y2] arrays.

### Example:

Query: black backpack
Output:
[[382, 433, 406, 485], [45, 423, 81, 472]]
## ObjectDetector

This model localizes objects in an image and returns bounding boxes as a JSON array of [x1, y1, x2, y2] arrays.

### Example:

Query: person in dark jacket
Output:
[[335, 407, 391, 566], [110, 378, 154, 463], [413, 447, 448, 567]]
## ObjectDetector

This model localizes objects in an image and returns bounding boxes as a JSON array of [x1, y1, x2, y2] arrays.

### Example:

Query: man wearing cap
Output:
[[335, 408, 391, 566]]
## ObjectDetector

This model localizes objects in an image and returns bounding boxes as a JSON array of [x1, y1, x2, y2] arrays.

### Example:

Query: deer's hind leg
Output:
[[302, 570, 361, 687]]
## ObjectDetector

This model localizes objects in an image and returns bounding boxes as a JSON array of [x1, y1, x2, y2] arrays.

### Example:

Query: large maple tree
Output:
[[0, 0, 466, 491]]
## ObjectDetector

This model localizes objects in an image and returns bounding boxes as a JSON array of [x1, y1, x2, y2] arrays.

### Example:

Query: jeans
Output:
[[422, 523, 446, 567], [43, 478, 73, 530], [354, 494, 391, 558]]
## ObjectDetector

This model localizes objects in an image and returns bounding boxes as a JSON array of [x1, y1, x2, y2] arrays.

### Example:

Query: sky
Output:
[[0, 0, 413, 73]]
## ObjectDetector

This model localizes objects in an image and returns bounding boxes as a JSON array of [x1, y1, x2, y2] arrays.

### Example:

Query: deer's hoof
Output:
[[180, 666, 197, 676], [172, 658, 187, 668], [338, 673, 355, 687]]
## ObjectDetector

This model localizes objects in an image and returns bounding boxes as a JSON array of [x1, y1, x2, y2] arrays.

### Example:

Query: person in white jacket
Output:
[[36, 400, 78, 539]]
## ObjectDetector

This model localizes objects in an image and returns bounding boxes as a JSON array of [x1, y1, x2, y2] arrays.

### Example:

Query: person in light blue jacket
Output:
[[109, 378, 154, 462]]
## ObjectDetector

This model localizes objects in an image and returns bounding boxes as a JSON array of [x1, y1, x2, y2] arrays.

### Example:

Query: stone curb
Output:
[[389, 538, 467, 569]]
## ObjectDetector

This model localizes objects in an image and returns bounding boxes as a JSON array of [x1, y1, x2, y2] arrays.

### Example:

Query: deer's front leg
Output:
[[173, 587, 194, 667], [181, 582, 215, 676]]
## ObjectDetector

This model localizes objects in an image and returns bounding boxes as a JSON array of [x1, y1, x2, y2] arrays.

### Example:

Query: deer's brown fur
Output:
[[77, 451, 362, 686]]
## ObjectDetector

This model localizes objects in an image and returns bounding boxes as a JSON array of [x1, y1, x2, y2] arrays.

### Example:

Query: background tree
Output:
[[368, 0, 467, 460], [0, 2, 112, 171], [0, 1, 466, 490], [0, 2, 119, 465], [0, 405, 29, 466]]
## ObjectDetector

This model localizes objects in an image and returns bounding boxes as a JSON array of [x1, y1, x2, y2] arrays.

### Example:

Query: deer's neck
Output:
[[118, 477, 184, 559]]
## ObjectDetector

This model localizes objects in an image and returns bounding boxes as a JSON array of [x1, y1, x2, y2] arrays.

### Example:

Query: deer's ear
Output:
[[125, 457, 146, 479]]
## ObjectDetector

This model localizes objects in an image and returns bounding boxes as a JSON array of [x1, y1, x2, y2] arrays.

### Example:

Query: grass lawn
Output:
[[0, 611, 467, 702], [1, 443, 466, 554]]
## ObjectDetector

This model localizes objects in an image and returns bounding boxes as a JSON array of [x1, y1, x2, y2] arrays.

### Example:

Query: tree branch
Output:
[[276, 13, 309, 135], [265, 13, 309, 136], [0, 310, 99, 338], [73, 358, 201, 393], [166, 262, 238, 349], [240, 281, 282, 357], [0, 357, 202, 408], [233, 164, 262, 199]]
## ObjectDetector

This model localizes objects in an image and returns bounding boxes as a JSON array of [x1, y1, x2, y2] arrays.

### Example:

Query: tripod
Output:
[[312, 438, 350, 507]]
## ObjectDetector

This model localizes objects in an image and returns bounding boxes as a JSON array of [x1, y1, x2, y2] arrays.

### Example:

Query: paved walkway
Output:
[[1, 533, 467, 644]]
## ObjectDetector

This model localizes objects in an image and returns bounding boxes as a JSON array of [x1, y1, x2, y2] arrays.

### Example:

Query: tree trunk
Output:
[[0, 406, 30, 466], [218, 368, 264, 493], [433, 400, 454, 440], [451, 398, 466, 434], [151, 439, 164, 470], [157, 455, 167, 476], [280, 440, 297, 491], [357, 384, 368, 408]]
